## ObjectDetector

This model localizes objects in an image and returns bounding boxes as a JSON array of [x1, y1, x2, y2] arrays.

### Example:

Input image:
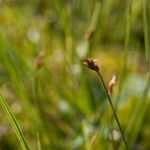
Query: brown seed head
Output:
[[35, 51, 45, 69], [83, 58, 99, 72]]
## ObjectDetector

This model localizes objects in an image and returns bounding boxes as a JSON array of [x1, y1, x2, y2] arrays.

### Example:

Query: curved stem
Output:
[[96, 71, 129, 150]]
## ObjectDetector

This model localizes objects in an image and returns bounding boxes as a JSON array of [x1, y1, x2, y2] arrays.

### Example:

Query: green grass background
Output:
[[0, 0, 150, 149]]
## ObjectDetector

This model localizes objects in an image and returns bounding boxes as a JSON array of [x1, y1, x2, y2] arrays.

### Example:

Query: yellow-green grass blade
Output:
[[119, 0, 133, 92], [0, 95, 29, 150]]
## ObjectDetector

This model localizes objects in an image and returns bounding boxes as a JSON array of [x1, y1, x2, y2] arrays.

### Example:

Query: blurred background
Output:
[[0, 0, 150, 149]]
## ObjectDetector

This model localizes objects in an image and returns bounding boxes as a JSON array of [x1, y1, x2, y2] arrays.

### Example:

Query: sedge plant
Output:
[[83, 58, 128, 150]]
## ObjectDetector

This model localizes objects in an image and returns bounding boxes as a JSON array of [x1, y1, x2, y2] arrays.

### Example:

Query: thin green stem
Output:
[[37, 132, 42, 150], [0, 95, 29, 150], [119, 0, 132, 93], [96, 71, 129, 150], [143, 0, 150, 69]]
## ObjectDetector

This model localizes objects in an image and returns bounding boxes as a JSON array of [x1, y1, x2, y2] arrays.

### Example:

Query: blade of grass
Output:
[[84, 0, 103, 45], [119, 0, 150, 149], [119, 76, 150, 149], [88, 0, 103, 32], [0, 30, 32, 114], [127, 78, 150, 148], [112, 2, 133, 134], [127, 0, 150, 145], [143, 0, 150, 67], [0, 95, 29, 150], [118, 0, 132, 93], [37, 132, 41, 150], [0, 30, 45, 139]]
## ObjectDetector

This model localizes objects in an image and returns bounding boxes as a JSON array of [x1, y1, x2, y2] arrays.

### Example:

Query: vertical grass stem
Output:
[[96, 71, 128, 150]]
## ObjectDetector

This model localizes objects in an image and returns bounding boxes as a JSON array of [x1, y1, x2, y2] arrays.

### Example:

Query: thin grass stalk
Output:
[[120, 0, 150, 149], [127, 78, 150, 147], [83, 58, 129, 149], [143, 0, 150, 68], [126, 0, 149, 147], [118, 0, 132, 93], [85, 0, 103, 43], [96, 72, 129, 150], [111, 2, 132, 139], [37, 132, 42, 150], [119, 76, 150, 149], [0, 95, 29, 150], [0, 31, 40, 127], [88, 0, 102, 31]]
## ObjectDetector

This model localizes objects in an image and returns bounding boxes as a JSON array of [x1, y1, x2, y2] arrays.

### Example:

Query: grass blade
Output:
[[119, 0, 132, 92], [119, 0, 150, 149], [0, 95, 29, 150], [143, 0, 150, 64]]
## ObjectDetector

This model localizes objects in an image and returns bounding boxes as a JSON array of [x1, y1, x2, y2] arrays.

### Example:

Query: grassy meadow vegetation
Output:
[[0, 0, 150, 149]]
